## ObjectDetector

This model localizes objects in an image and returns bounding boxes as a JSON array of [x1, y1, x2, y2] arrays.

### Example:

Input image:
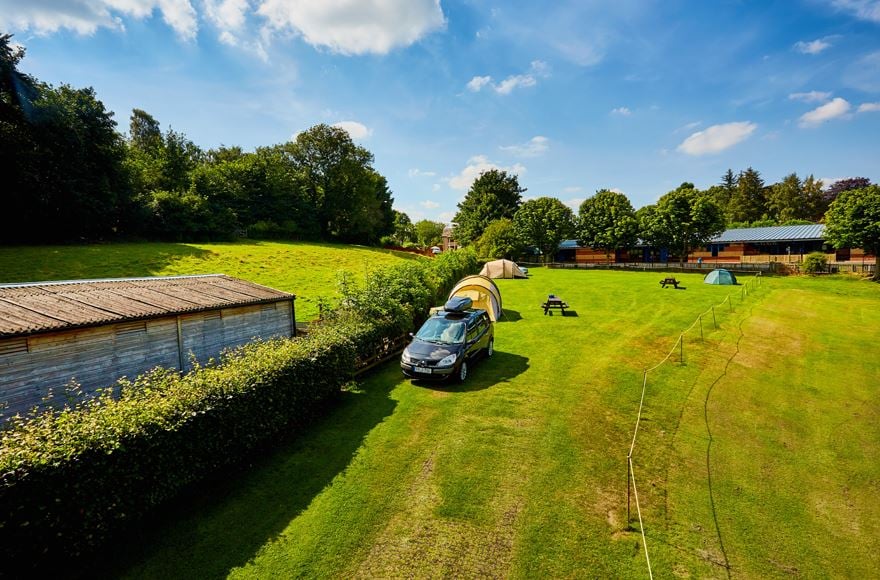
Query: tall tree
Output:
[[453, 169, 525, 246], [474, 218, 525, 260], [391, 210, 416, 244], [767, 173, 803, 223], [129, 108, 162, 152], [513, 197, 574, 263], [825, 185, 880, 280], [727, 167, 766, 223], [576, 189, 639, 262], [639, 183, 725, 266], [824, 177, 872, 210], [802, 175, 826, 222]]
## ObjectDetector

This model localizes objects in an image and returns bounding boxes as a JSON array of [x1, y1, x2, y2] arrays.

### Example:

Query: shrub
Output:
[[0, 248, 479, 571], [803, 252, 828, 274]]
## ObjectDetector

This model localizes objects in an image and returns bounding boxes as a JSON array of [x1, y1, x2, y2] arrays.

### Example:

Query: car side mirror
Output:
[[408, 332, 414, 338]]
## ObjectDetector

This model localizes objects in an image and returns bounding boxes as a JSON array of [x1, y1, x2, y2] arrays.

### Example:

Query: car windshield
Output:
[[415, 317, 466, 345]]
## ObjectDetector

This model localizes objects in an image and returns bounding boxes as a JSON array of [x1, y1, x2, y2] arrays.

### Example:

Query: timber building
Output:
[[0, 275, 295, 418]]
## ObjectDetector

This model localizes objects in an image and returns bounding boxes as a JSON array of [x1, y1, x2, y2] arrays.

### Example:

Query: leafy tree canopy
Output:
[[453, 169, 525, 246], [513, 197, 574, 262], [639, 183, 725, 265], [576, 189, 639, 260], [474, 218, 525, 260], [413, 219, 445, 248], [825, 185, 880, 280]]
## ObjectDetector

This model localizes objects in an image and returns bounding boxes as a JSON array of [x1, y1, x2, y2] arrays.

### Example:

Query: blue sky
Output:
[[3, 0, 880, 222]]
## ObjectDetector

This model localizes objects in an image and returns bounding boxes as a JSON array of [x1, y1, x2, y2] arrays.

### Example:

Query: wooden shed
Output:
[[0, 275, 295, 418]]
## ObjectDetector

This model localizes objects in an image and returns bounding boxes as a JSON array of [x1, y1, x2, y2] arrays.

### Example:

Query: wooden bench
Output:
[[542, 296, 569, 315], [660, 277, 680, 289]]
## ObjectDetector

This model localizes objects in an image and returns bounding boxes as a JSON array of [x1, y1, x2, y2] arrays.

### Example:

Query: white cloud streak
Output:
[[793, 38, 833, 54], [466, 75, 492, 92], [789, 90, 832, 102], [447, 155, 526, 190], [257, 0, 445, 55], [857, 102, 880, 112], [0, 0, 198, 39], [677, 121, 757, 155], [408, 168, 437, 178], [499, 136, 549, 157], [467, 60, 550, 95], [610, 107, 631, 116], [798, 97, 851, 127], [829, 0, 880, 22]]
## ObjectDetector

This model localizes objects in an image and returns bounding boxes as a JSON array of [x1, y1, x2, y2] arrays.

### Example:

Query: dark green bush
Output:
[[0, 248, 478, 570], [803, 251, 828, 274]]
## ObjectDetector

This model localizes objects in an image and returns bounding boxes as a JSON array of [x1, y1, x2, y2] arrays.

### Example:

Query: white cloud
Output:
[[858, 102, 880, 112], [332, 121, 372, 139], [673, 121, 702, 134], [610, 107, 631, 116], [798, 97, 851, 127], [468, 61, 550, 95], [432, 183, 441, 192], [438, 211, 455, 222], [0, 0, 198, 39], [563, 198, 585, 210], [408, 168, 436, 178], [609, 188, 625, 194], [677, 122, 757, 156], [420, 200, 440, 209], [495, 74, 536, 95], [257, 0, 445, 55], [447, 155, 526, 190], [789, 90, 832, 102], [204, 0, 248, 31], [466, 76, 492, 92], [829, 0, 880, 22], [562, 186, 583, 194], [843, 50, 880, 92], [793, 38, 833, 55], [499, 136, 549, 157]]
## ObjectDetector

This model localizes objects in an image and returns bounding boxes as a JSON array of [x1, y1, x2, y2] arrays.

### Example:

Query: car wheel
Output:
[[487, 339, 494, 358], [458, 361, 468, 383]]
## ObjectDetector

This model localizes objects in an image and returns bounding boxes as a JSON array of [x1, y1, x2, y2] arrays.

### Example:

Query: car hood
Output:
[[406, 339, 462, 360]]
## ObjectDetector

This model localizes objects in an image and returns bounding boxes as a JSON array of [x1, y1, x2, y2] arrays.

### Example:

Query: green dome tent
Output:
[[704, 269, 737, 285]]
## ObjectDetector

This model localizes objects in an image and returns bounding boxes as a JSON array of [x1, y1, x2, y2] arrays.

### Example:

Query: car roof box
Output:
[[444, 296, 473, 312]]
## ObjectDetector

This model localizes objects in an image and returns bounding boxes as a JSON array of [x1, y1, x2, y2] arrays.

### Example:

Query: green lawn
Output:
[[99, 269, 880, 577], [0, 241, 425, 320]]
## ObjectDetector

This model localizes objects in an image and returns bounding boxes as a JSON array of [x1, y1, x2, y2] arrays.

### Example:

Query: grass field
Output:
[[99, 268, 880, 578], [0, 241, 425, 320]]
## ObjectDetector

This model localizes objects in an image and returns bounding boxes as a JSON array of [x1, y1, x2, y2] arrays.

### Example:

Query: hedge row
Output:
[[0, 248, 478, 570]]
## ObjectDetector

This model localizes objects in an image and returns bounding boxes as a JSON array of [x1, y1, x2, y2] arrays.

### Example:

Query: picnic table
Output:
[[542, 295, 569, 315], [660, 277, 680, 289]]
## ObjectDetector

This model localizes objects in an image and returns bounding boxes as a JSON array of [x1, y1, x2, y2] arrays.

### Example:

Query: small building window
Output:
[[0, 337, 28, 356]]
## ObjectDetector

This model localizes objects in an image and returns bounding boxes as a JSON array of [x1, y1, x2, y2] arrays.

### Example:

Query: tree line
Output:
[[447, 167, 877, 275], [1, 34, 393, 245]]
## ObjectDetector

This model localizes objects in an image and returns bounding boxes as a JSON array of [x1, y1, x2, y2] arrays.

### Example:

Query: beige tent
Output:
[[479, 259, 527, 279], [448, 275, 503, 321]]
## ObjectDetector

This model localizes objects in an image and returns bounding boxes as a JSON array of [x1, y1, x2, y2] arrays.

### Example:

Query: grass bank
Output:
[[0, 241, 425, 320]]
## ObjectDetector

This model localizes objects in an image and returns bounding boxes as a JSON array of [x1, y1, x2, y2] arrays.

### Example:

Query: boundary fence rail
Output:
[[625, 273, 764, 579]]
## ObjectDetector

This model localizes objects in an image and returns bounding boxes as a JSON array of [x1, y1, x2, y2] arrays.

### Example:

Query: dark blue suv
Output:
[[401, 298, 494, 383]]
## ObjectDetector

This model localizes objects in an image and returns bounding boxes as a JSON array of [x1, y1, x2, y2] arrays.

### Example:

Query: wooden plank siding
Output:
[[0, 303, 293, 418]]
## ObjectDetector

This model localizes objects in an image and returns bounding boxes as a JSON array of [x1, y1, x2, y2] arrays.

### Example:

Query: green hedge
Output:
[[0, 248, 478, 570]]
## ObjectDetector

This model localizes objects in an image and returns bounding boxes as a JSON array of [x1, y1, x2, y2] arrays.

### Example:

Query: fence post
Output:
[[712, 306, 717, 329], [679, 334, 684, 364]]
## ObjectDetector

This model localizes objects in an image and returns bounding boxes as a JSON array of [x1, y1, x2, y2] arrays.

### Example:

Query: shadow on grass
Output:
[[414, 351, 529, 394], [561, 310, 579, 317], [97, 365, 402, 579], [500, 309, 522, 322]]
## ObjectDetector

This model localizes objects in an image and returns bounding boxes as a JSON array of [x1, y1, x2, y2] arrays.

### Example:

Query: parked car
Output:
[[401, 297, 494, 383], [430, 246, 442, 255], [519, 266, 529, 275]]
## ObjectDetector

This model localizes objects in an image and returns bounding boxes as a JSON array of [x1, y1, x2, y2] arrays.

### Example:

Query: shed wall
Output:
[[0, 301, 293, 418]]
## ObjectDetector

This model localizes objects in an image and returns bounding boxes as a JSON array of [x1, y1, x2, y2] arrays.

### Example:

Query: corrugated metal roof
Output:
[[0, 275, 295, 338], [710, 224, 825, 243]]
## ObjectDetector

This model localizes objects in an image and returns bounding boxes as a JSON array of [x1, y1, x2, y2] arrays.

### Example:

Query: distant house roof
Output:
[[710, 224, 825, 244], [0, 275, 294, 339]]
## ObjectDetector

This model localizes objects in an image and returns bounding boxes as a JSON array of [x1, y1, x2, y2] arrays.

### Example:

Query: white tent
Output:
[[447, 275, 503, 321], [479, 259, 527, 279]]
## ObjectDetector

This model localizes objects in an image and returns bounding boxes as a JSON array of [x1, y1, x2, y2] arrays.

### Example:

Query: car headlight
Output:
[[438, 353, 457, 367], [402, 350, 414, 363]]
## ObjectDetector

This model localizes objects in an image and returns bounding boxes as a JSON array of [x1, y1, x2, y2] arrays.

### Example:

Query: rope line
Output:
[[629, 457, 654, 580]]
